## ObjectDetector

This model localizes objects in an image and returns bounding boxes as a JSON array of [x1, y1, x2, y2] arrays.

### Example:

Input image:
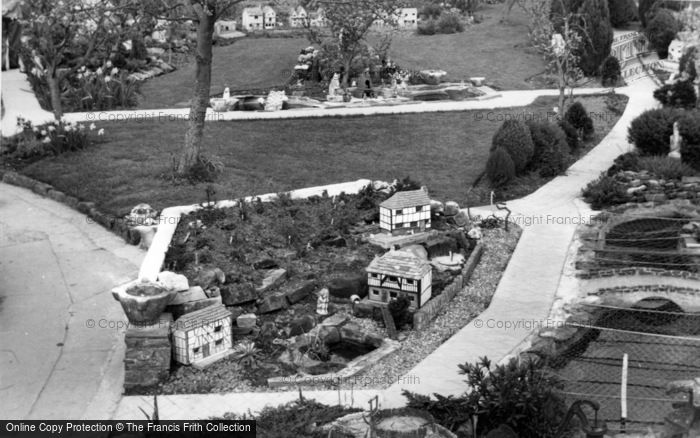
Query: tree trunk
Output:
[[557, 61, 566, 118], [176, 7, 215, 176], [342, 58, 351, 88], [47, 73, 63, 120]]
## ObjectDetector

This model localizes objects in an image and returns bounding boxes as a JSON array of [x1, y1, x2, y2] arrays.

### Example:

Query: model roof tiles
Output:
[[379, 189, 431, 210], [366, 252, 431, 279], [174, 304, 231, 328], [243, 6, 263, 15]]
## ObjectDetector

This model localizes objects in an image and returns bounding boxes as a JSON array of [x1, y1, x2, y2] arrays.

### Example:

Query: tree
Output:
[[19, 0, 137, 118], [578, 0, 613, 76], [644, 8, 680, 59], [608, 0, 637, 27], [303, 0, 403, 87]]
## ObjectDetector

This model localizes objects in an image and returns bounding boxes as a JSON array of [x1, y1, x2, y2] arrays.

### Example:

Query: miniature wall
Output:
[[413, 243, 484, 330], [577, 267, 700, 281]]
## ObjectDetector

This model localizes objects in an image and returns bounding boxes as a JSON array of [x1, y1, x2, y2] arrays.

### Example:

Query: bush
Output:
[[582, 174, 629, 209], [678, 110, 700, 170], [607, 151, 640, 175], [526, 121, 570, 177], [653, 80, 698, 109], [420, 3, 443, 19], [8, 117, 104, 158], [644, 9, 680, 59], [491, 119, 535, 174], [601, 55, 622, 86], [679, 47, 698, 81], [565, 101, 595, 139], [485, 147, 516, 187], [416, 19, 438, 35], [681, 142, 700, 171], [579, 0, 614, 76], [638, 0, 655, 27], [608, 0, 638, 27], [558, 120, 581, 151], [637, 156, 698, 179], [436, 13, 465, 33], [388, 296, 413, 329], [627, 107, 680, 155]]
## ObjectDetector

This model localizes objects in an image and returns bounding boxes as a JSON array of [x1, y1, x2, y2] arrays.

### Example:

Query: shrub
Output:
[[582, 174, 629, 209], [653, 80, 698, 109], [565, 101, 595, 139], [627, 107, 680, 155], [681, 142, 700, 171], [526, 121, 570, 177], [678, 110, 700, 170], [644, 9, 680, 59], [491, 119, 535, 174], [436, 13, 465, 34], [485, 147, 516, 187], [607, 151, 640, 175], [416, 19, 438, 35], [638, 0, 655, 27], [558, 119, 581, 151], [601, 55, 622, 86], [637, 156, 698, 179], [679, 47, 698, 81], [8, 117, 104, 158], [394, 175, 423, 192], [608, 0, 638, 27], [420, 3, 443, 19], [578, 0, 614, 76], [388, 295, 413, 329]]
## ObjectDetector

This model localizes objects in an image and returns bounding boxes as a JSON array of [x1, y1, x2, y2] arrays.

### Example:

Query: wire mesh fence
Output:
[[545, 305, 700, 434]]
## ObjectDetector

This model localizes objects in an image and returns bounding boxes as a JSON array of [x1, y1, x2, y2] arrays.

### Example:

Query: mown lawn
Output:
[[12, 95, 624, 218], [136, 3, 547, 108]]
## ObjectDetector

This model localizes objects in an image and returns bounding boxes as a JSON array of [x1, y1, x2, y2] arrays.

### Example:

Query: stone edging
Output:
[[413, 243, 485, 330], [577, 267, 700, 281]]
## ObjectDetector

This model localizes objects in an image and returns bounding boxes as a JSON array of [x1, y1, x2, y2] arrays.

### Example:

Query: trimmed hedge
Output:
[[609, 0, 638, 27], [601, 56, 622, 86], [653, 80, 698, 109], [526, 120, 570, 177], [679, 47, 698, 81], [579, 0, 614, 76], [559, 119, 581, 151], [644, 8, 680, 59], [485, 147, 516, 188], [565, 101, 595, 139], [491, 119, 535, 174], [627, 107, 680, 155], [678, 110, 700, 170], [582, 174, 629, 210]]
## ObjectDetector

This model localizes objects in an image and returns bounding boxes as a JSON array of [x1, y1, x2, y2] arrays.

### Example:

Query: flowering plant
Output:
[[11, 116, 104, 158]]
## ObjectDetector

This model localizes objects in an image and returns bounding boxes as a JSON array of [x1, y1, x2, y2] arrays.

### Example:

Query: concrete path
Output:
[[0, 183, 144, 420], [1, 69, 55, 137]]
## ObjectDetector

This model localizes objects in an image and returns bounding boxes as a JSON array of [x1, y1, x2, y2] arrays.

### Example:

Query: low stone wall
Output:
[[577, 267, 700, 281], [413, 243, 484, 330]]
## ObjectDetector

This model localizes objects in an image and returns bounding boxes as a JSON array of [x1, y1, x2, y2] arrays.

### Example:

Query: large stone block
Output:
[[221, 284, 257, 306], [257, 293, 288, 313], [285, 280, 316, 304]]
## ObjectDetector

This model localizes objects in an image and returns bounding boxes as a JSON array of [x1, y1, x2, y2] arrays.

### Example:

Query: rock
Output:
[[398, 244, 429, 260], [423, 236, 458, 258], [226, 306, 245, 320], [170, 296, 222, 320], [257, 293, 288, 313], [327, 273, 367, 299], [205, 286, 221, 298], [193, 268, 226, 289], [285, 281, 316, 304], [647, 179, 660, 187], [352, 301, 375, 318], [626, 185, 646, 195], [260, 321, 278, 337], [256, 268, 287, 293], [170, 286, 207, 305], [236, 313, 257, 328], [253, 259, 278, 270], [320, 313, 349, 327], [448, 230, 471, 251], [289, 315, 316, 336], [157, 271, 189, 292], [318, 325, 341, 344], [231, 326, 254, 335], [629, 179, 642, 187], [453, 210, 470, 227], [323, 235, 347, 248], [645, 193, 668, 203], [220, 284, 257, 306], [444, 201, 460, 216], [116, 282, 176, 324], [430, 199, 444, 215]]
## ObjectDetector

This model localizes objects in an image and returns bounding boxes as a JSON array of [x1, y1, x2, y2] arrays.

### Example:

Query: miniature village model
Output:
[[172, 304, 234, 368], [366, 251, 433, 310], [379, 188, 431, 235]]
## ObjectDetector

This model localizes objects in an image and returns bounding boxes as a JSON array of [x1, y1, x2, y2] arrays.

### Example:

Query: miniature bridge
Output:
[[579, 269, 700, 312]]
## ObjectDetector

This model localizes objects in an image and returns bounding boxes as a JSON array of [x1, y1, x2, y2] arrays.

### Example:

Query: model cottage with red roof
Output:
[[366, 251, 432, 310], [379, 189, 431, 235], [172, 305, 233, 366]]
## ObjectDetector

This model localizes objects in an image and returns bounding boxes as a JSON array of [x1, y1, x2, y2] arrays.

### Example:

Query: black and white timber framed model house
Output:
[[379, 189, 431, 235], [366, 251, 433, 310]]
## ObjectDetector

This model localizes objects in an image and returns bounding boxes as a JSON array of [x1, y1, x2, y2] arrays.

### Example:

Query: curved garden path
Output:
[[1, 66, 660, 419]]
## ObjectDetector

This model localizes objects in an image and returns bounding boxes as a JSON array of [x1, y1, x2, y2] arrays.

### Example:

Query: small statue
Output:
[[223, 87, 230, 100], [316, 288, 329, 315], [328, 73, 340, 96], [669, 121, 682, 160]]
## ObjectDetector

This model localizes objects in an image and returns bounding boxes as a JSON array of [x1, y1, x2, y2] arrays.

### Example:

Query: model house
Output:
[[242, 6, 264, 30], [398, 8, 418, 27], [379, 189, 432, 235], [289, 6, 307, 27], [172, 305, 233, 365], [262, 5, 276, 29], [367, 252, 432, 310], [308, 8, 327, 28], [214, 20, 237, 36]]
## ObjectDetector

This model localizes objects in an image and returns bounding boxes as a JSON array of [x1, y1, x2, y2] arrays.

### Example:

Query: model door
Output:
[[381, 290, 388, 302], [202, 343, 210, 357]]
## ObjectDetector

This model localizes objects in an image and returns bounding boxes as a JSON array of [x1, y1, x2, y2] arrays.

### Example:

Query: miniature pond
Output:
[[136, 185, 478, 395]]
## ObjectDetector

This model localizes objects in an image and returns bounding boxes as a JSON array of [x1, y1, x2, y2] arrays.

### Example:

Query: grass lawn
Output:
[[9, 94, 625, 219], [136, 3, 547, 108]]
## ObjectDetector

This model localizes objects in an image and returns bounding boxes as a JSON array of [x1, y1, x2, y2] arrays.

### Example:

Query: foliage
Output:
[[7, 117, 104, 159], [608, 0, 637, 27], [653, 80, 698, 109], [183, 154, 225, 183], [420, 3, 443, 19], [564, 101, 594, 139], [679, 46, 698, 81], [578, 0, 614, 76], [636, 156, 699, 179], [678, 110, 700, 170], [437, 13, 465, 34], [526, 120, 570, 177], [601, 55, 622, 86], [393, 176, 424, 192], [681, 142, 700, 171], [491, 120, 535, 174], [606, 151, 639, 176], [555, 122, 576, 155], [644, 8, 680, 59], [404, 357, 566, 437], [627, 107, 680, 155], [582, 173, 629, 209], [486, 147, 517, 187], [676, 6, 700, 47], [388, 296, 413, 329], [416, 19, 438, 35]]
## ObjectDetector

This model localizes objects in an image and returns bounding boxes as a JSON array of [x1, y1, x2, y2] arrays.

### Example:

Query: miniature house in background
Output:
[[379, 189, 431, 235], [172, 305, 233, 366], [366, 252, 432, 310]]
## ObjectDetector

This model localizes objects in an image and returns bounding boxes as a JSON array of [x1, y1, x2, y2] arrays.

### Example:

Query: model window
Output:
[[406, 279, 413, 285], [409, 296, 415, 301], [372, 289, 380, 296], [410, 221, 417, 227], [215, 339, 223, 346], [390, 292, 397, 298], [396, 209, 403, 215], [388, 276, 397, 282], [214, 324, 222, 332], [416, 205, 423, 212], [193, 347, 200, 354]]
